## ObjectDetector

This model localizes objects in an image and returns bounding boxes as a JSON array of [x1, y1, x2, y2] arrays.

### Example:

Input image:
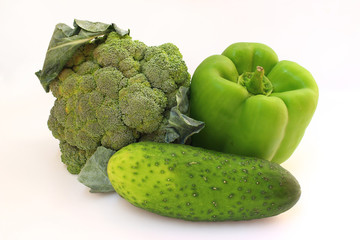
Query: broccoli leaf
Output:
[[78, 146, 116, 193], [35, 19, 129, 92], [165, 87, 205, 144]]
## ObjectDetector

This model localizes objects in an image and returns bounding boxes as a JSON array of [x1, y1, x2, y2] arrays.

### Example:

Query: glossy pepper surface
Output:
[[189, 43, 318, 164]]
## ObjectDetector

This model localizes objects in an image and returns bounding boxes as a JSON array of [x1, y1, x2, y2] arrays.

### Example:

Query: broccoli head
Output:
[[46, 31, 191, 174]]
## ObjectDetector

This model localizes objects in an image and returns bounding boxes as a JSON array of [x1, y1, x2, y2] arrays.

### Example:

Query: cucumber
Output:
[[108, 142, 301, 221]]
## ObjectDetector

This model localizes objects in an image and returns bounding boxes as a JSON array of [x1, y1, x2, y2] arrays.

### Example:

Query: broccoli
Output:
[[43, 28, 191, 174]]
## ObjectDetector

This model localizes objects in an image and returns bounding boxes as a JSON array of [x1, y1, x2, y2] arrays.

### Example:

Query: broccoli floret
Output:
[[59, 141, 94, 174], [141, 43, 191, 108], [119, 83, 167, 133], [94, 66, 127, 99], [76, 61, 100, 75], [139, 116, 170, 142], [45, 31, 191, 174]]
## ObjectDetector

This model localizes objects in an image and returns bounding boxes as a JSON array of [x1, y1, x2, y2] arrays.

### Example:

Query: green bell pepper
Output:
[[189, 43, 318, 164]]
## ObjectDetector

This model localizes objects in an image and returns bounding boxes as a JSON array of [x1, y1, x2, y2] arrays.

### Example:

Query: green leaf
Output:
[[78, 146, 116, 193], [35, 19, 129, 92], [165, 87, 205, 144]]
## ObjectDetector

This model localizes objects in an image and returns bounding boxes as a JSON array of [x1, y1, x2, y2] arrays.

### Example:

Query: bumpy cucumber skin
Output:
[[108, 142, 301, 221]]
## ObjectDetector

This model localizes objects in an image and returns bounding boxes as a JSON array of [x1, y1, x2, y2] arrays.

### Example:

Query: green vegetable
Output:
[[165, 87, 205, 144], [189, 42, 319, 164], [78, 146, 115, 193], [36, 19, 129, 91], [36, 20, 203, 174], [77, 87, 204, 193], [108, 142, 301, 221]]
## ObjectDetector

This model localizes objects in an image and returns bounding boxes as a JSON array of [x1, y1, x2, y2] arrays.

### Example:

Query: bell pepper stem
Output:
[[238, 66, 273, 96], [247, 66, 265, 94]]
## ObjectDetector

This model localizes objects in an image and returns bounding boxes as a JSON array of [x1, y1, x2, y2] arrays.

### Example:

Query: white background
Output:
[[1, 0, 359, 239]]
